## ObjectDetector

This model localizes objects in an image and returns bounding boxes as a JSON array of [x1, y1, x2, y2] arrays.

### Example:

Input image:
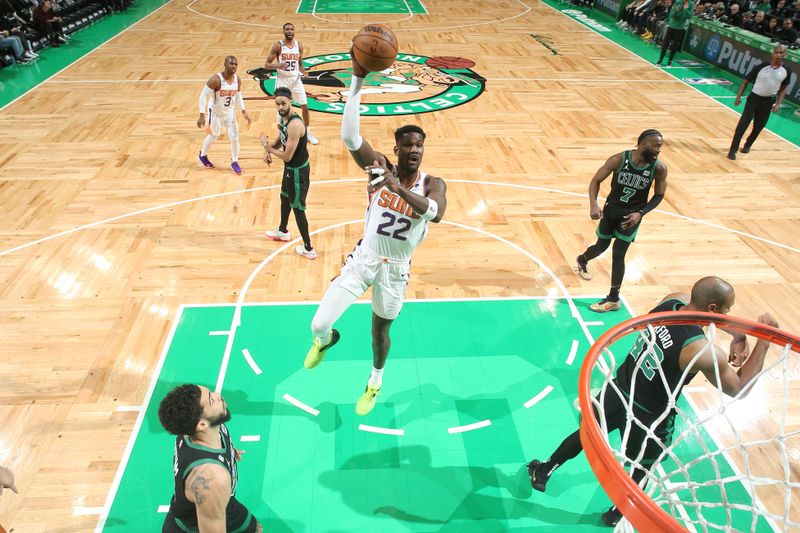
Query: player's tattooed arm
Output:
[[186, 463, 230, 533], [190, 474, 210, 504]]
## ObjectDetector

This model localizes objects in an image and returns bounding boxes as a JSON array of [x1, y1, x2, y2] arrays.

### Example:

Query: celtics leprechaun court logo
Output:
[[252, 52, 486, 116]]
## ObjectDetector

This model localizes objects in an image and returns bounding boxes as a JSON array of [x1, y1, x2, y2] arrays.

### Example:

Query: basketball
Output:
[[425, 56, 476, 70], [351, 24, 398, 72]]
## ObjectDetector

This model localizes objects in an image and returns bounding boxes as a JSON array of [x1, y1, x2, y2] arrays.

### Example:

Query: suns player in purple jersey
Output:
[[302, 57, 448, 416]]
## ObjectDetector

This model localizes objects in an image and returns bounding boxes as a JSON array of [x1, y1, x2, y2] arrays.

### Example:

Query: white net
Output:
[[585, 316, 800, 533]]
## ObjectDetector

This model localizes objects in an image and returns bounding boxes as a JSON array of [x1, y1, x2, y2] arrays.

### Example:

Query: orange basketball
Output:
[[351, 24, 398, 72]]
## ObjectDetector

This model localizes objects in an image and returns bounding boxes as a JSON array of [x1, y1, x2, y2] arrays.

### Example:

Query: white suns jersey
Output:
[[212, 73, 239, 115], [362, 172, 430, 262], [277, 40, 301, 81]]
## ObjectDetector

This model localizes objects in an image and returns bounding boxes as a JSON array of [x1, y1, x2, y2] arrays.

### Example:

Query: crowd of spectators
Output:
[[614, 0, 799, 48], [1, 0, 133, 68]]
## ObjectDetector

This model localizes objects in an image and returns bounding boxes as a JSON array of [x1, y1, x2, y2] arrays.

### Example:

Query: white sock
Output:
[[230, 135, 239, 162], [201, 135, 216, 156], [317, 331, 331, 346], [368, 366, 384, 388]]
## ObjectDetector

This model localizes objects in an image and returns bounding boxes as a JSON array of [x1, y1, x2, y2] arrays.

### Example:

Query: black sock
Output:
[[609, 286, 620, 301]]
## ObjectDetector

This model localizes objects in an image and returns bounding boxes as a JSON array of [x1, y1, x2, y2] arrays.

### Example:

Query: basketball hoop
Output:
[[579, 311, 800, 532]]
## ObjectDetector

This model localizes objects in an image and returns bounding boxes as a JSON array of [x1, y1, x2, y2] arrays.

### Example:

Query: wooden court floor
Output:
[[0, 0, 798, 530]]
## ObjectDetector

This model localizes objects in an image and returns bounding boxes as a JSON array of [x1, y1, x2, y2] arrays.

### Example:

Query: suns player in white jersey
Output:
[[264, 23, 318, 145], [303, 57, 448, 416], [197, 56, 252, 175]]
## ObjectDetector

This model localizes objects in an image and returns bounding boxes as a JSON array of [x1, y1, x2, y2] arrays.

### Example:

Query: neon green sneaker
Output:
[[355, 384, 381, 416], [304, 329, 340, 369]]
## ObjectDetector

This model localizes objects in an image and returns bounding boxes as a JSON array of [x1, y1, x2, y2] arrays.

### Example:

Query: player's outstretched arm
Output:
[[341, 53, 387, 168]]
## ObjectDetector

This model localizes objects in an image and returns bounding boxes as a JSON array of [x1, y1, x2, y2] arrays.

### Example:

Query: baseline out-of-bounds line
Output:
[[189, 0, 531, 32], [538, 0, 799, 151], [0, 0, 176, 113], [3, 178, 797, 258], [94, 304, 186, 532], [616, 298, 780, 533], [309, 0, 416, 25]]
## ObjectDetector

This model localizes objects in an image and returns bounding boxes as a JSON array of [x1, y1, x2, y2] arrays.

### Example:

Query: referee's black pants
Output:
[[729, 93, 774, 153]]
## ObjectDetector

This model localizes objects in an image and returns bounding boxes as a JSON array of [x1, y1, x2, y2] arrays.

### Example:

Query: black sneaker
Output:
[[727, 151, 736, 160], [601, 506, 623, 527], [741, 144, 751, 154], [526, 460, 551, 492]]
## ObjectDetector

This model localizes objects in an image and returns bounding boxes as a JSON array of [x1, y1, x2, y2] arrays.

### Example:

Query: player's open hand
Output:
[[196, 113, 206, 129]]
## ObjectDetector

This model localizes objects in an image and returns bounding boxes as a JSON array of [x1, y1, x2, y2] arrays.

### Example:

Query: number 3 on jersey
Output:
[[376, 212, 411, 241]]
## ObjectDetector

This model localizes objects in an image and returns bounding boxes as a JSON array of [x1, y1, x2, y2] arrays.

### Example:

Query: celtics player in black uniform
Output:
[[575, 130, 668, 313], [524, 277, 777, 527], [261, 86, 317, 259], [158, 384, 261, 533]]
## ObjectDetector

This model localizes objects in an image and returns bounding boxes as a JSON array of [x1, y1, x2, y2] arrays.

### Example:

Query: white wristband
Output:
[[421, 198, 438, 221]]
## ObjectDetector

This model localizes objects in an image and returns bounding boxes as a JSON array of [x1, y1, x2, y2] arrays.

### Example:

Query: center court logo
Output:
[[257, 52, 486, 116]]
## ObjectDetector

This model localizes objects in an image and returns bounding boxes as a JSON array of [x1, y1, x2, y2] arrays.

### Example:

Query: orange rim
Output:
[[579, 311, 800, 531]]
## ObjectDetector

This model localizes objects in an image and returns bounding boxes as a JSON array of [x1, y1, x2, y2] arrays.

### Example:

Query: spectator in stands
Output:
[[1, 9, 37, 59], [724, 2, 743, 25], [749, 10, 768, 33], [618, 0, 648, 31], [631, 0, 658, 34], [775, 18, 799, 44], [754, 0, 772, 13], [32, 0, 66, 47], [765, 16, 780, 37], [789, 0, 800, 20], [1, 30, 31, 63], [657, 0, 695, 67], [739, 10, 756, 30], [770, 0, 793, 19], [645, 0, 672, 41], [711, 2, 727, 20]]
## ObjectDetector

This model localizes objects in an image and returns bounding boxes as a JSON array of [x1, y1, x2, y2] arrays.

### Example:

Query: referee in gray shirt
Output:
[[727, 44, 791, 160]]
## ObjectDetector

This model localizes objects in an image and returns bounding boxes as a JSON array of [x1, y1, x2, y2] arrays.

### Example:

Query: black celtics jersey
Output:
[[606, 150, 658, 211], [279, 113, 308, 168], [166, 424, 242, 531], [614, 299, 706, 416]]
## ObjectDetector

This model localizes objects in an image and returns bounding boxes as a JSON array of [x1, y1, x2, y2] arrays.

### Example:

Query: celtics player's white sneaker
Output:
[[590, 298, 621, 313], [307, 129, 319, 145], [265, 228, 291, 242]]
